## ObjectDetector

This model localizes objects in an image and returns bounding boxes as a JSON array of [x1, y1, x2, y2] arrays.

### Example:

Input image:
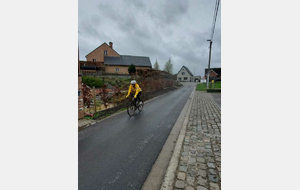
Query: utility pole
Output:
[[206, 40, 213, 88]]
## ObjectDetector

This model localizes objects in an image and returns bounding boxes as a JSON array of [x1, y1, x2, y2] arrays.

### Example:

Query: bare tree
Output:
[[163, 58, 173, 74], [153, 59, 160, 70]]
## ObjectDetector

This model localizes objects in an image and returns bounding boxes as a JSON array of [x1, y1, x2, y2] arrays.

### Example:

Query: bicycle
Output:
[[127, 94, 144, 116]]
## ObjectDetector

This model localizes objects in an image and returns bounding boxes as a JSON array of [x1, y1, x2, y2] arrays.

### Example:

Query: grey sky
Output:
[[79, 0, 221, 76]]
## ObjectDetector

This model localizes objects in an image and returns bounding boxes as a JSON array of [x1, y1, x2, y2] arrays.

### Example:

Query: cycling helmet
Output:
[[131, 80, 136, 84]]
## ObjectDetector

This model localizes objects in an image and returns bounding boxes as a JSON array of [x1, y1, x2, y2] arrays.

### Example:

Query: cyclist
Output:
[[126, 80, 142, 107]]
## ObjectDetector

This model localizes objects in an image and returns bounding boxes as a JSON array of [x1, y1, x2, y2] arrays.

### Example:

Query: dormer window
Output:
[[104, 50, 108, 55]]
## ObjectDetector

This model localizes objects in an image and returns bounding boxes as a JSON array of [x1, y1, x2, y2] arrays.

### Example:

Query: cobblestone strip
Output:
[[173, 91, 221, 190]]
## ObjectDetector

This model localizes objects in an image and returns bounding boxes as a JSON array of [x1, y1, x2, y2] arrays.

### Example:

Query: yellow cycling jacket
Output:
[[127, 84, 142, 97]]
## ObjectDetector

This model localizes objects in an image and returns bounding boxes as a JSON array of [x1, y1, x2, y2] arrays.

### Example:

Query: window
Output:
[[92, 59, 96, 62], [115, 68, 119, 72], [104, 50, 107, 55], [184, 77, 188, 80], [182, 72, 185, 75], [179, 77, 182, 81]]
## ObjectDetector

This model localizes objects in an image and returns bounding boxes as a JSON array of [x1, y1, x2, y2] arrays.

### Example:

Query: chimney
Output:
[[109, 42, 113, 49]]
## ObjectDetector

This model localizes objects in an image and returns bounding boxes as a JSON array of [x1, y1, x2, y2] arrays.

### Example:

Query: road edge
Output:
[[141, 86, 196, 190]]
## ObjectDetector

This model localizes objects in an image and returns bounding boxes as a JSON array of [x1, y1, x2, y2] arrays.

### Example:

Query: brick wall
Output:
[[209, 71, 218, 77], [86, 43, 120, 62], [78, 75, 84, 119]]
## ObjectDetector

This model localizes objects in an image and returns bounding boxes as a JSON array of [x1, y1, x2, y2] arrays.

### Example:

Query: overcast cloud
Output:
[[79, 0, 221, 76]]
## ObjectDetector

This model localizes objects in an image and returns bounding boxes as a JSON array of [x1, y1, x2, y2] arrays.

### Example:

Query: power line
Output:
[[211, 0, 220, 40], [210, 0, 220, 40], [210, 0, 218, 38]]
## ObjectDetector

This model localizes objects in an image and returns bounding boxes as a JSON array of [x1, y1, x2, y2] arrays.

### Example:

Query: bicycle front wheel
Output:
[[127, 102, 135, 116]]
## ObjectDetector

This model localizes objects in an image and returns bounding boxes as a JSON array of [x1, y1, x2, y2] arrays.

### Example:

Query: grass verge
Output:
[[197, 82, 221, 91], [196, 83, 207, 91]]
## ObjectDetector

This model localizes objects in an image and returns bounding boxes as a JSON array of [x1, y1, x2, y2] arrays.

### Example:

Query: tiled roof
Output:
[[104, 55, 152, 67]]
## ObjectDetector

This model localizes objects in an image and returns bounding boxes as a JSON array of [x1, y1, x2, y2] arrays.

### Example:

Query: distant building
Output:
[[177, 66, 194, 82], [193, 76, 201, 82], [81, 42, 152, 75]]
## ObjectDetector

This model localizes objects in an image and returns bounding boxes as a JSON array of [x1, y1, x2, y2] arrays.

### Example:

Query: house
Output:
[[86, 42, 119, 62], [177, 66, 194, 82], [82, 42, 152, 75], [204, 68, 221, 81]]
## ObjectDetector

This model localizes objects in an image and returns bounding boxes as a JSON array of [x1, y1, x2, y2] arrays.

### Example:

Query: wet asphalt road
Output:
[[78, 83, 195, 190]]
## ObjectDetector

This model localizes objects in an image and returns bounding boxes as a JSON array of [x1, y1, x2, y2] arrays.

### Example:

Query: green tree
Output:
[[153, 59, 160, 70], [128, 64, 136, 74], [163, 58, 173, 74]]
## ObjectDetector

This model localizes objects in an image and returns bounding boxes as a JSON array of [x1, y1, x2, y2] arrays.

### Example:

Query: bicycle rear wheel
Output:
[[127, 102, 135, 116], [138, 101, 144, 112]]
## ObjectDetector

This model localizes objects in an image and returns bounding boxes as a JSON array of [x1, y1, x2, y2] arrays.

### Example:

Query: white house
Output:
[[177, 66, 194, 82]]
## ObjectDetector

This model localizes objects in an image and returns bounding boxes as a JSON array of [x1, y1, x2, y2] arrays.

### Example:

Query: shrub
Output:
[[92, 111, 101, 120], [82, 76, 104, 88]]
